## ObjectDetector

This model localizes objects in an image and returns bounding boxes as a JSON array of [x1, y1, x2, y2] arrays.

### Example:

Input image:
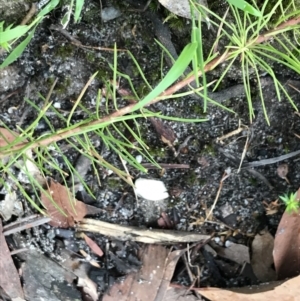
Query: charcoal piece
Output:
[[22, 251, 80, 301]]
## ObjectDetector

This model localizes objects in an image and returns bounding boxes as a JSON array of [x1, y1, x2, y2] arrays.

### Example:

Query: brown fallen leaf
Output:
[[277, 164, 289, 178], [251, 229, 276, 282], [0, 220, 24, 300], [273, 189, 300, 280], [103, 245, 184, 301], [197, 275, 300, 301], [263, 199, 280, 215], [41, 178, 87, 228], [81, 233, 104, 257]]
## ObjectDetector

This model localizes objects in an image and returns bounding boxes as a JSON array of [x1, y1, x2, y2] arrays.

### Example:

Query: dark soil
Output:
[[1, 0, 300, 300]]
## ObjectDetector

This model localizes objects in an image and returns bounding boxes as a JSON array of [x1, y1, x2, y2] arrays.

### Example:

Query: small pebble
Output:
[[53, 102, 61, 109], [101, 7, 122, 22], [225, 240, 232, 247], [214, 237, 220, 243], [135, 155, 143, 164]]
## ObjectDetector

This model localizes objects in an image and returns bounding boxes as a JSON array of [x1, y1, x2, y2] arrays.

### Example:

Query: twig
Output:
[[20, 3, 37, 25], [10, 248, 29, 255], [118, 154, 137, 202], [216, 122, 245, 145], [141, 163, 190, 169], [0, 88, 22, 104], [50, 24, 126, 52], [241, 149, 300, 168], [205, 169, 231, 222], [176, 136, 194, 157], [246, 168, 273, 190], [77, 218, 210, 244], [3, 215, 51, 236], [237, 126, 251, 173], [213, 7, 229, 54]]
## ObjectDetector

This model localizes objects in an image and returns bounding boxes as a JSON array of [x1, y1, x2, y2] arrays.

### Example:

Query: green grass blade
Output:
[[74, 0, 85, 22], [37, 0, 60, 17], [131, 43, 197, 111], [0, 24, 30, 44], [226, 0, 262, 17]]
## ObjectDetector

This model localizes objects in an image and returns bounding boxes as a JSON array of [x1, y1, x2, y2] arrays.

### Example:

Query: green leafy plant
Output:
[[279, 192, 300, 213], [187, 0, 300, 124], [0, 0, 84, 68], [0, 62, 208, 212], [1, 0, 300, 214]]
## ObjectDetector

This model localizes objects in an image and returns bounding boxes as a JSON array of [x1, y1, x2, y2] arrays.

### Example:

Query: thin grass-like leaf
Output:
[[126, 50, 153, 91], [37, 0, 60, 17], [67, 72, 98, 126], [0, 28, 36, 68], [247, 53, 270, 124], [74, 0, 85, 22], [112, 43, 118, 110], [241, 56, 254, 122], [226, 0, 262, 17], [61, 0, 73, 29], [132, 43, 197, 111]]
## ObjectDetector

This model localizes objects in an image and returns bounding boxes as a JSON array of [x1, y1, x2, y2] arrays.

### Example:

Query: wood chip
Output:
[[214, 242, 250, 265], [0, 220, 24, 300], [78, 218, 210, 244], [251, 229, 276, 282]]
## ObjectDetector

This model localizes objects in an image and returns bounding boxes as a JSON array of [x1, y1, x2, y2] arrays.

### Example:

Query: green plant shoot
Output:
[[279, 192, 300, 213]]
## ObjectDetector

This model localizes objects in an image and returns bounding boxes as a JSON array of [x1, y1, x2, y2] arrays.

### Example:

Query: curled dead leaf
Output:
[[81, 233, 104, 257], [149, 117, 176, 147], [40, 178, 87, 228]]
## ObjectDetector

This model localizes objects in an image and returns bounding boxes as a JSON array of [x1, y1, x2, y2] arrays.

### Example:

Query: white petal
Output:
[[134, 178, 169, 201]]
